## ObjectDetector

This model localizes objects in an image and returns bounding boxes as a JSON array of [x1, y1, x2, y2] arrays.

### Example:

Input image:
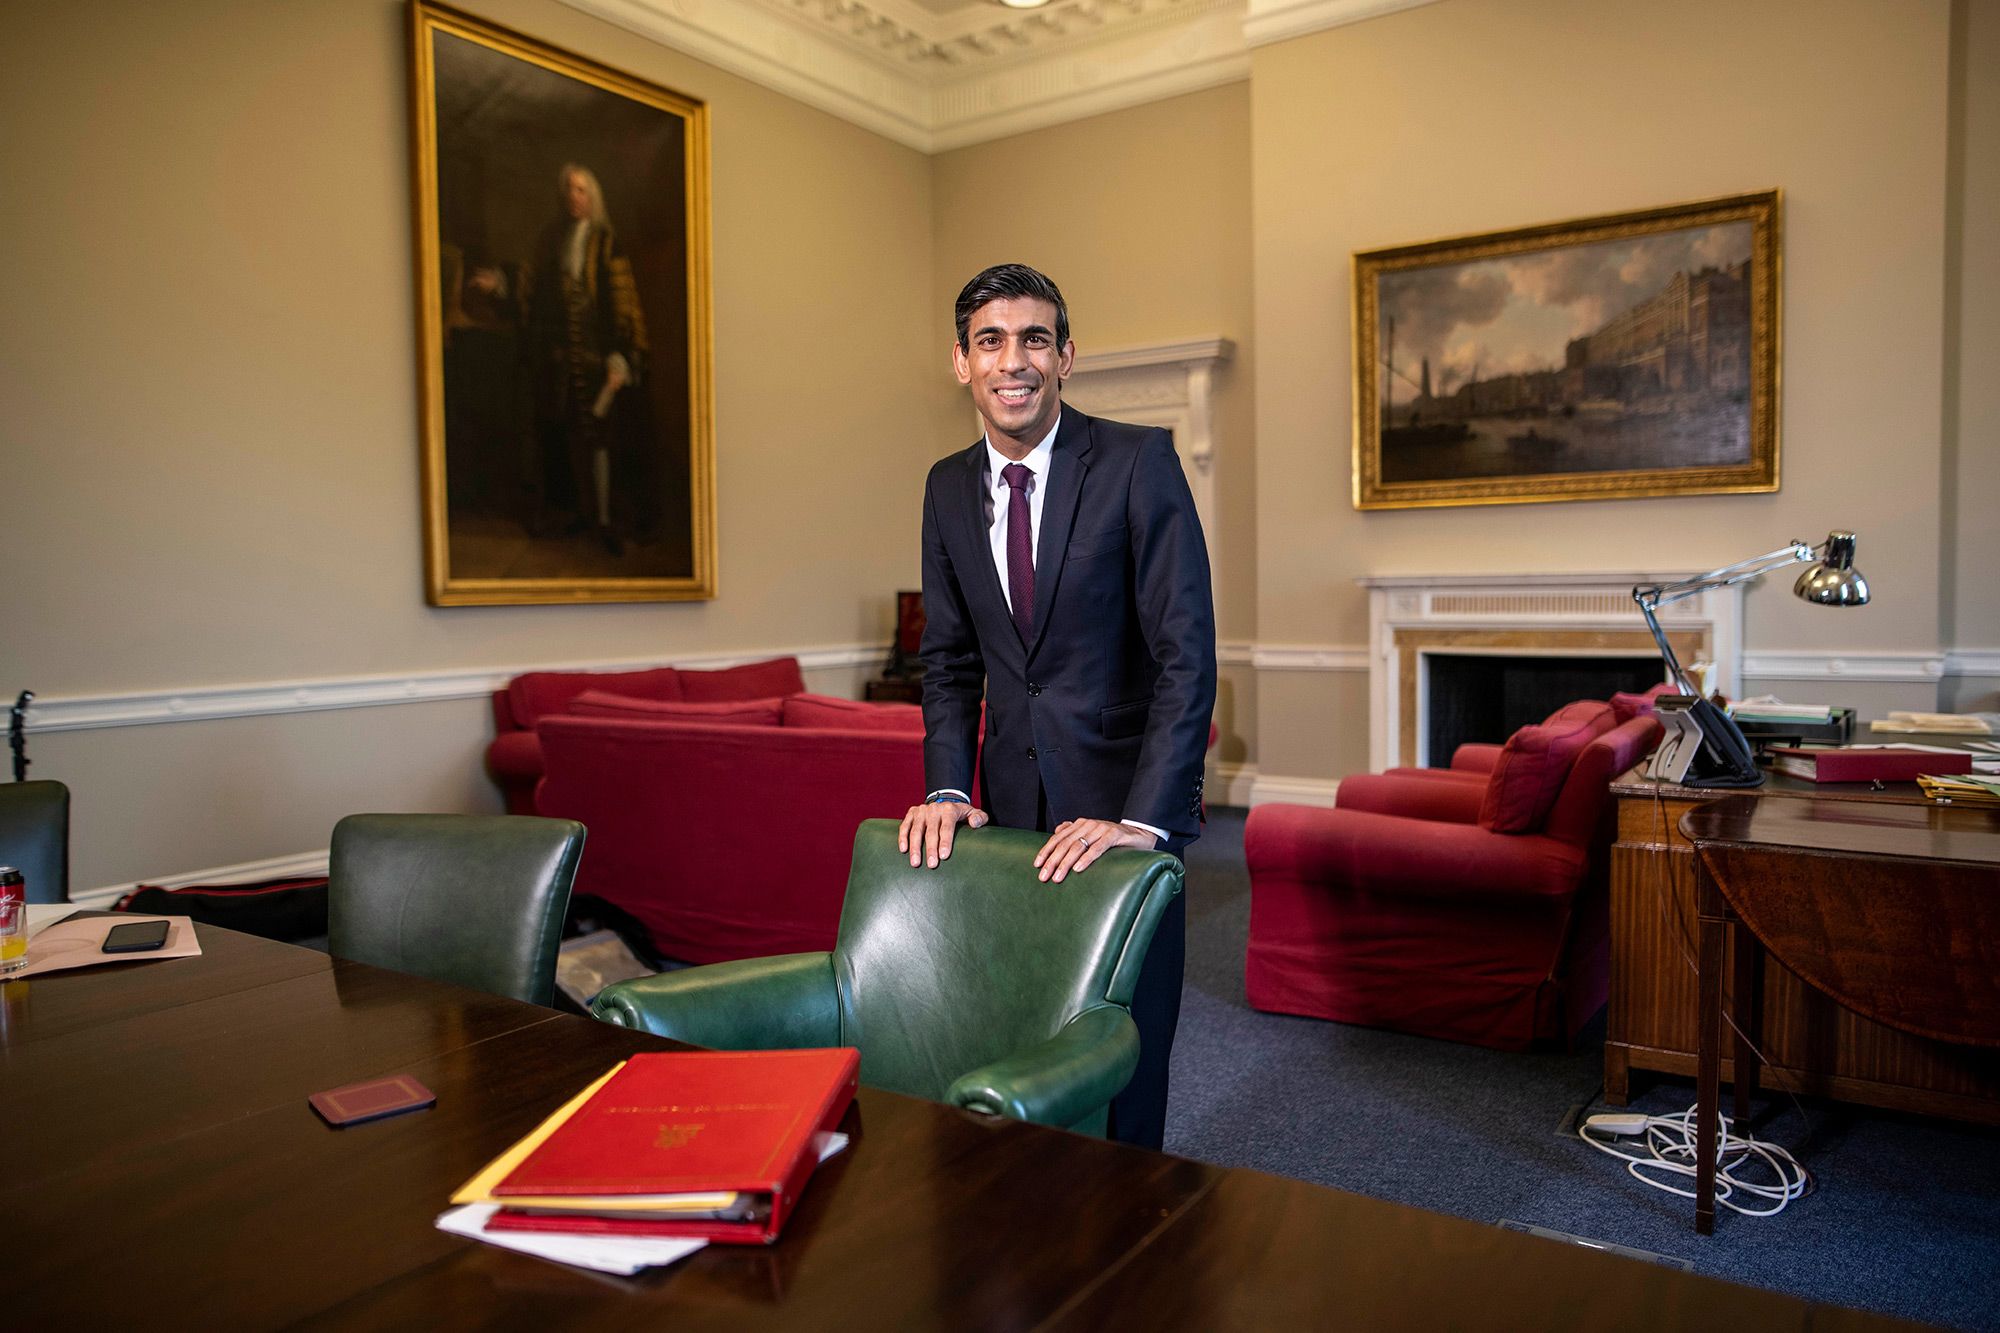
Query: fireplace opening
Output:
[[1425, 654, 1663, 767]]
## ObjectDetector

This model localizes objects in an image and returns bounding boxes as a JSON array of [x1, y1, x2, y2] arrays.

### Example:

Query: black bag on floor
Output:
[[113, 876, 328, 942]]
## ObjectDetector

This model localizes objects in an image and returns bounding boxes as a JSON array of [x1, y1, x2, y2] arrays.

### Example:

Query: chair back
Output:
[[830, 820, 1182, 1102], [327, 813, 584, 1006], [1543, 715, 1667, 848], [0, 780, 70, 903]]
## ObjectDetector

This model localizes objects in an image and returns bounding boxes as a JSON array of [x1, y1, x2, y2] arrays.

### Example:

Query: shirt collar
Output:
[[983, 415, 1060, 487]]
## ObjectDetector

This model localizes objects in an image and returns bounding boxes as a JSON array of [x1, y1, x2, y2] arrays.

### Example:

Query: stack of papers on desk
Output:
[[1869, 711, 2000, 735], [1917, 774, 2000, 807], [1729, 698, 1835, 723]]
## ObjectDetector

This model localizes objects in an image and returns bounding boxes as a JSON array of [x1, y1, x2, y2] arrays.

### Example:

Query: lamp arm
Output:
[[1634, 542, 1818, 612]]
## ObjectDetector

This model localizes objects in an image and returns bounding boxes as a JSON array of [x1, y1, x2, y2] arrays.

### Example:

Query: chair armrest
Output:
[[1451, 743, 1504, 774], [591, 952, 842, 1049], [1335, 772, 1485, 824], [1247, 806, 1584, 901], [945, 1005, 1140, 1130]]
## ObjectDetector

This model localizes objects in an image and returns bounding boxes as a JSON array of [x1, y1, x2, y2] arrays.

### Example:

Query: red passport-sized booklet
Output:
[[486, 1047, 858, 1245], [1770, 746, 1975, 784]]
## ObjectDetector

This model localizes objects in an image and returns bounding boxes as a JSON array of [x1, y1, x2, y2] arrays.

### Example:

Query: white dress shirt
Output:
[[983, 421, 1057, 619]]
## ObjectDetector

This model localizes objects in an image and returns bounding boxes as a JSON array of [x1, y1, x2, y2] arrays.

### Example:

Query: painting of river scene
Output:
[[1352, 192, 1780, 509]]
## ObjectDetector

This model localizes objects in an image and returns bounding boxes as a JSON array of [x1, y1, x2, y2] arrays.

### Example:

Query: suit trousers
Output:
[[1035, 788, 1186, 1149]]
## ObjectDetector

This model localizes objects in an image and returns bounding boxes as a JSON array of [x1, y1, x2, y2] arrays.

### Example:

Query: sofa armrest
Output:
[[591, 952, 842, 1049], [945, 1005, 1139, 1130], [1451, 743, 1504, 774], [1335, 772, 1485, 824], [1246, 805, 1584, 901]]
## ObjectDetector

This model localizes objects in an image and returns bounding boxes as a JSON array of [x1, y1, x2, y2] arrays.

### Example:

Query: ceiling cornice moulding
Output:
[[560, 0, 1252, 151], [1240, 0, 1441, 49]]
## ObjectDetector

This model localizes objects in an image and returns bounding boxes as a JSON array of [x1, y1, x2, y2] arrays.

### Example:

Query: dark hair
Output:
[[954, 263, 1069, 350]]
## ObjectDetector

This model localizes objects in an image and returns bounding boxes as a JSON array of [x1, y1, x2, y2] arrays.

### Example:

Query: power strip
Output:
[[1579, 1105, 1811, 1219]]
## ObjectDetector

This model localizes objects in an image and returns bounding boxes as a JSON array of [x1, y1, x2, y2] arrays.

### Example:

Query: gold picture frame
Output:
[[1352, 190, 1780, 510], [410, 1, 715, 604]]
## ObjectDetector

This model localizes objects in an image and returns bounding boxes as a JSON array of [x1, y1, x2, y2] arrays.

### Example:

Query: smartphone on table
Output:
[[102, 920, 172, 954]]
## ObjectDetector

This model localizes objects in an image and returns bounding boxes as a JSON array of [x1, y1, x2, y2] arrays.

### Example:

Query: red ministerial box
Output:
[[1770, 746, 1975, 784], [486, 1047, 859, 1245]]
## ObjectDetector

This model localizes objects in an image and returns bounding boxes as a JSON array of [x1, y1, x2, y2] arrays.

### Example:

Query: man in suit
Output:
[[898, 263, 1216, 1150]]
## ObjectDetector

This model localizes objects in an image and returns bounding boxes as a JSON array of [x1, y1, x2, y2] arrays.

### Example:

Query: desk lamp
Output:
[[1632, 532, 1870, 787]]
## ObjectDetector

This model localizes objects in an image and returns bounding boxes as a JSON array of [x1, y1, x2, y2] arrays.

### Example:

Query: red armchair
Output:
[[484, 656, 806, 814], [1244, 700, 1664, 1051]]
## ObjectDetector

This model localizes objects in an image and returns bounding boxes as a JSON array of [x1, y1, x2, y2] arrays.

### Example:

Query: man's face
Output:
[[953, 297, 1074, 456], [563, 172, 591, 219]]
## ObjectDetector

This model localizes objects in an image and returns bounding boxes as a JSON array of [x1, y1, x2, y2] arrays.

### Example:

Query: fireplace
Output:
[[1358, 571, 1744, 770], [1425, 653, 1665, 766]]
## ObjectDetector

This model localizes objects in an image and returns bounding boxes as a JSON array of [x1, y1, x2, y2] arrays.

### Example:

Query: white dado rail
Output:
[[1357, 570, 1744, 772], [1062, 337, 1234, 619]]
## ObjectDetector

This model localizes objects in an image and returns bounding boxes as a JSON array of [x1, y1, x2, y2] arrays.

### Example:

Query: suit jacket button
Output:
[[1026, 746, 1037, 760], [1027, 683, 1042, 696]]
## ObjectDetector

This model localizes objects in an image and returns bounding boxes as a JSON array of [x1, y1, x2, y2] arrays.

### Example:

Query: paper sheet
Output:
[[436, 1133, 850, 1276], [10, 915, 201, 978]]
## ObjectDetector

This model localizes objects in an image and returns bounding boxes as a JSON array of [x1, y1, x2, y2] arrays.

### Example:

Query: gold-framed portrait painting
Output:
[[410, 1, 714, 604], [1352, 190, 1780, 510]]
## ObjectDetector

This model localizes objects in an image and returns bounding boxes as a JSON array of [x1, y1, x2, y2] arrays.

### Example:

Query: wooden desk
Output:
[[1607, 765, 2000, 1122], [2, 925, 1917, 1329], [1682, 798, 2000, 1234]]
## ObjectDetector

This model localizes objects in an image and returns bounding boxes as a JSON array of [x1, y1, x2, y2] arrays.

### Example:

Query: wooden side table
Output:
[[1682, 796, 2000, 1232], [864, 677, 923, 704], [1606, 762, 2000, 1124]]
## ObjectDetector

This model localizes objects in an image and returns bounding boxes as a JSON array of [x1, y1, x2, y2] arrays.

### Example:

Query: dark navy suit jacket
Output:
[[918, 405, 1216, 842]]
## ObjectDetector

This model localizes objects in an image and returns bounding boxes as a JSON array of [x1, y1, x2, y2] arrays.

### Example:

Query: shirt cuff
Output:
[[926, 789, 971, 804], [1121, 819, 1167, 846]]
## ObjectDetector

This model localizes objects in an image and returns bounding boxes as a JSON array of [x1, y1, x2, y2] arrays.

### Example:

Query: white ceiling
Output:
[[559, 0, 1439, 151]]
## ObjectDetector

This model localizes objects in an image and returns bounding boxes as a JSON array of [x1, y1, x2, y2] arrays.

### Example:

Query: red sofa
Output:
[[484, 656, 806, 814], [1244, 699, 1663, 1051], [533, 693, 928, 965]]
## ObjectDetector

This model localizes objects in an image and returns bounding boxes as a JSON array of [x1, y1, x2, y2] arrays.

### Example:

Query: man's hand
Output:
[[1034, 818, 1158, 884], [899, 800, 989, 868]]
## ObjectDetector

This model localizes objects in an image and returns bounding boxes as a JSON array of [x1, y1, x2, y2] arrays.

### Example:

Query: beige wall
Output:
[[1251, 0, 1954, 779], [3, 0, 957, 886], [1945, 0, 2000, 711]]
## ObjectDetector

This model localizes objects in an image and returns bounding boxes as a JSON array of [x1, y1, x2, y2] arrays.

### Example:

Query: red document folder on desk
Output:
[[485, 1047, 858, 1245], [1769, 746, 1974, 783]]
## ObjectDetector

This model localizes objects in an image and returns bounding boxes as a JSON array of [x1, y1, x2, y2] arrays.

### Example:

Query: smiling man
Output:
[[898, 263, 1216, 1149]]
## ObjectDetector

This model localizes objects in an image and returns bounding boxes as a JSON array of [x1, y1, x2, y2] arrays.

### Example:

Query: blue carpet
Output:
[[1165, 807, 2000, 1332]]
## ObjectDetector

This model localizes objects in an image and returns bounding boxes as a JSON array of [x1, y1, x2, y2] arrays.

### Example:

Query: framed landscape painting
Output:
[[410, 1, 715, 604], [1352, 191, 1780, 510]]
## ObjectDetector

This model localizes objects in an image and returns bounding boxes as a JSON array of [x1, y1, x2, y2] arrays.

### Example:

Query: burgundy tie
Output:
[[1001, 462, 1035, 643]]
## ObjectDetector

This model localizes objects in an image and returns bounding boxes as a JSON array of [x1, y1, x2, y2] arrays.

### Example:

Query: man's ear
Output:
[[952, 340, 972, 386], [1056, 339, 1076, 384]]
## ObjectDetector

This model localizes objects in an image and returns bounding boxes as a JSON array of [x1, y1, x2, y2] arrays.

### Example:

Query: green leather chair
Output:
[[328, 813, 584, 1007], [591, 819, 1184, 1136], [0, 780, 70, 904]]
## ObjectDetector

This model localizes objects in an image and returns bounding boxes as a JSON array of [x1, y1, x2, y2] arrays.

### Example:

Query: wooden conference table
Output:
[[2, 924, 1919, 1330]]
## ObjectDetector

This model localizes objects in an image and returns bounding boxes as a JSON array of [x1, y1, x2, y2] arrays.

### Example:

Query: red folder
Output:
[[1770, 746, 1975, 784], [486, 1047, 858, 1245]]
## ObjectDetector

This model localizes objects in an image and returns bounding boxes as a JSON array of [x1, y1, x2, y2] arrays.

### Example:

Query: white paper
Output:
[[436, 1131, 850, 1275], [12, 915, 201, 977]]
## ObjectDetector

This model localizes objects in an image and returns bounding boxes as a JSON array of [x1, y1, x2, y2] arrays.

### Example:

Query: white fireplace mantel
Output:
[[1358, 570, 1745, 770]]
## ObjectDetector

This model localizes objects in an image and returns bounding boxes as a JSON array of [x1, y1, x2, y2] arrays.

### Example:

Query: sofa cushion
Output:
[[1479, 701, 1615, 834], [485, 729, 545, 780], [782, 693, 925, 733], [677, 656, 806, 702], [508, 667, 682, 727], [1609, 682, 1677, 723], [568, 692, 784, 727]]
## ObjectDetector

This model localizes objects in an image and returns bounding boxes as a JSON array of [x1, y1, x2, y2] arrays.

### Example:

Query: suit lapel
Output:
[[1027, 405, 1092, 657]]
